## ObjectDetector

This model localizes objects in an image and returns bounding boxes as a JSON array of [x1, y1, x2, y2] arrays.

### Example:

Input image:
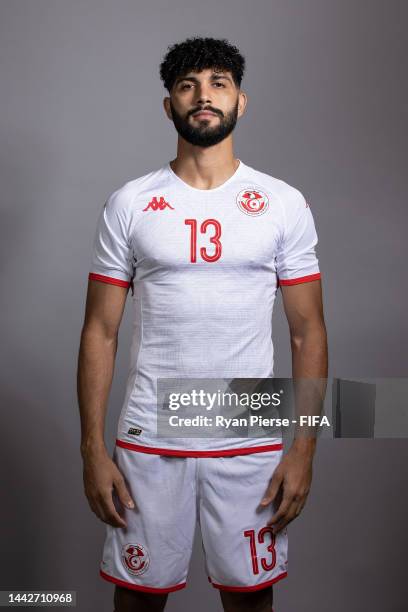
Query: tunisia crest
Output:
[[121, 543, 150, 575], [236, 188, 269, 216]]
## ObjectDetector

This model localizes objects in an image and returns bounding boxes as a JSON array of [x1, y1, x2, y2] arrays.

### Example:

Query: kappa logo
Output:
[[143, 196, 174, 211], [236, 187, 269, 216], [121, 543, 150, 576]]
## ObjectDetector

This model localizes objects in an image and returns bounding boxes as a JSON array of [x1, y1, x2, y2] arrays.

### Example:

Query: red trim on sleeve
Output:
[[99, 569, 186, 593], [278, 272, 321, 286], [208, 570, 288, 591], [116, 439, 283, 457], [88, 272, 131, 288]]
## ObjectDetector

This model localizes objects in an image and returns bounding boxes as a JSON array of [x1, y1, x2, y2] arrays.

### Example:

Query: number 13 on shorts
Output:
[[244, 527, 278, 574]]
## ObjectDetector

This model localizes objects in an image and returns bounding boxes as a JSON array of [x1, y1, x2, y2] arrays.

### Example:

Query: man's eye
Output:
[[180, 82, 225, 90]]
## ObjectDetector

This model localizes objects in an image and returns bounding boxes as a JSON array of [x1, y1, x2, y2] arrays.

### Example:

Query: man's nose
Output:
[[194, 84, 212, 105]]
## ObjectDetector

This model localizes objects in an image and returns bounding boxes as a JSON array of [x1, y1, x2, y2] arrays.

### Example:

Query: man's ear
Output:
[[163, 97, 172, 120], [238, 91, 247, 118]]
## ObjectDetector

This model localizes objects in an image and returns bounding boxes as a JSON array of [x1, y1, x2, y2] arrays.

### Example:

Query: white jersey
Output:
[[88, 159, 321, 456]]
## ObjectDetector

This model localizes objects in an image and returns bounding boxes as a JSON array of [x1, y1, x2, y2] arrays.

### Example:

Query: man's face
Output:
[[166, 68, 243, 147]]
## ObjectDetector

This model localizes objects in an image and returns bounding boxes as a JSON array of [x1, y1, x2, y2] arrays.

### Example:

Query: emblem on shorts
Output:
[[121, 543, 150, 576], [236, 188, 269, 216], [128, 427, 142, 436]]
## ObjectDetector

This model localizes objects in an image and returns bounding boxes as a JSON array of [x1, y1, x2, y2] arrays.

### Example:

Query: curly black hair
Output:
[[159, 36, 245, 93]]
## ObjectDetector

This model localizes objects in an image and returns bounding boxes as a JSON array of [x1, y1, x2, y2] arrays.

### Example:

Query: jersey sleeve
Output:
[[275, 188, 321, 287], [88, 188, 135, 289]]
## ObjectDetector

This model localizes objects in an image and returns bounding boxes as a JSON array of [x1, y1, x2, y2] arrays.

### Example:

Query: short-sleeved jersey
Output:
[[88, 159, 321, 456]]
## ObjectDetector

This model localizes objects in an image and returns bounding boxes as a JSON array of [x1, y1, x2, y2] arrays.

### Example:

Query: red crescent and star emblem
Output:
[[236, 188, 269, 216], [121, 543, 150, 576]]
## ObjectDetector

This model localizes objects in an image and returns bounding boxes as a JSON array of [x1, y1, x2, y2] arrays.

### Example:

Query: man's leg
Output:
[[199, 451, 288, 601], [114, 585, 168, 612], [219, 586, 273, 612], [99, 450, 196, 600]]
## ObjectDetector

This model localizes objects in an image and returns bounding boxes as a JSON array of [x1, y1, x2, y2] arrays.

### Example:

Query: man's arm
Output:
[[260, 279, 328, 531], [77, 279, 135, 527], [282, 277, 328, 455]]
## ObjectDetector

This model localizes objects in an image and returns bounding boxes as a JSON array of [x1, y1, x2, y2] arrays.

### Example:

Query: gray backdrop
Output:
[[0, 0, 407, 610]]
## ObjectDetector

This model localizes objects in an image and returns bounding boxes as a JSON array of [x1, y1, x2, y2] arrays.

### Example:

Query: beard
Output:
[[169, 98, 239, 147]]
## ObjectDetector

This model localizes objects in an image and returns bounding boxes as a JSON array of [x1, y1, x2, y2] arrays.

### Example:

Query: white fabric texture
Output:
[[100, 446, 288, 591], [89, 160, 321, 454]]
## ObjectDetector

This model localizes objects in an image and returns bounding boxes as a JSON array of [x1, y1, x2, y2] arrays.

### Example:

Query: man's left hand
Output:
[[259, 443, 315, 533]]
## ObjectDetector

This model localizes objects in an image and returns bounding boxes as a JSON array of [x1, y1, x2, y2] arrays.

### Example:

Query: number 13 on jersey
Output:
[[185, 218, 222, 263]]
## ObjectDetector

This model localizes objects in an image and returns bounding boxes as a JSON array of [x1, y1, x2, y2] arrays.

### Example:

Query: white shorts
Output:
[[99, 444, 288, 593]]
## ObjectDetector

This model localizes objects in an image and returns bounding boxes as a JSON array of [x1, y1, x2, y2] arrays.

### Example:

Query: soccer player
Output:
[[77, 36, 328, 612]]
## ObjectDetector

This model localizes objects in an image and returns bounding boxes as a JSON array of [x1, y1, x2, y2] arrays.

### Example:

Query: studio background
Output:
[[0, 1, 407, 611]]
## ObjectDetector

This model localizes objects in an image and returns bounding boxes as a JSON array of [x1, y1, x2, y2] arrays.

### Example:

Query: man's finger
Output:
[[269, 515, 292, 533], [267, 499, 299, 530], [98, 492, 127, 528], [267, 488, 295, 523], [259, 471, 283, 506], [114, 475, 135, 510]]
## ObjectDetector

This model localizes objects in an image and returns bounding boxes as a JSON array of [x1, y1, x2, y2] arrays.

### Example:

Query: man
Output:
[[77, 36, 328, 612]]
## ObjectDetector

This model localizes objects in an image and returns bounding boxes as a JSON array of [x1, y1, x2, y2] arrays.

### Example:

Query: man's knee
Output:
[[114, 585, 168, 612], [220, 585, 273, 612]]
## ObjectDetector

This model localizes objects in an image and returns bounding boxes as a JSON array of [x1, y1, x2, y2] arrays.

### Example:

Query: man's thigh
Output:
[[99, 448, 197, 593], [114, 585, 168, 612], [220, 586, 273, 612], [200, 450, 289, 591]]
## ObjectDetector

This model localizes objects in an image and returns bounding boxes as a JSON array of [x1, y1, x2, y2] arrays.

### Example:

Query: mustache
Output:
[[190, 107, 222, 117]]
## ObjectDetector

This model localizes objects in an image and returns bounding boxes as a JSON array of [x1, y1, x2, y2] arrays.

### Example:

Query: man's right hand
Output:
[[81, 446, 135, 528]]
